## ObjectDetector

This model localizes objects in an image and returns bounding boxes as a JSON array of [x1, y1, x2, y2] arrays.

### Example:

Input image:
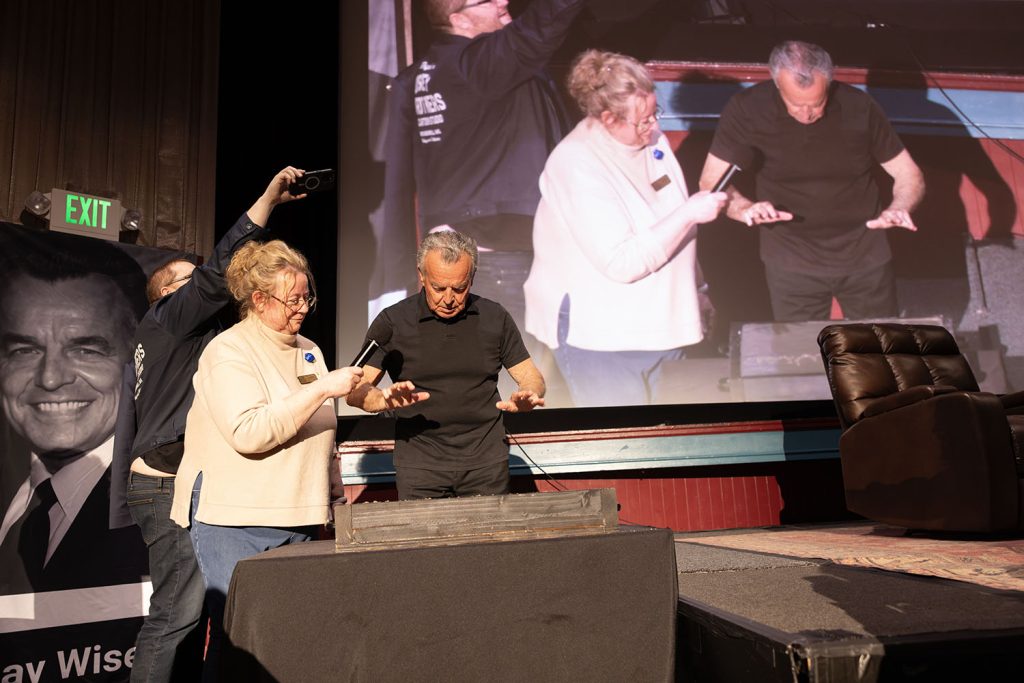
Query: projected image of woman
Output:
[[523, 50, 727, 407]]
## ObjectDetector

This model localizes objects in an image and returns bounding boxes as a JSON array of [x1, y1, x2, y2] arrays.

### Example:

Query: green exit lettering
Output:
[[65, 194, 112, 230]]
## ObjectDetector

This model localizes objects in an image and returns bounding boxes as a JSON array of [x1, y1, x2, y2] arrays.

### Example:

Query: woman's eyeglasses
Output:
[[268, 293, 317, 313]]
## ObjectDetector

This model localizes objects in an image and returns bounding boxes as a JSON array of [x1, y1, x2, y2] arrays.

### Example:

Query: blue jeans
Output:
[[189, 483, 317, 683], [127, 473, 206, 683], [555, 297, 685, 407]]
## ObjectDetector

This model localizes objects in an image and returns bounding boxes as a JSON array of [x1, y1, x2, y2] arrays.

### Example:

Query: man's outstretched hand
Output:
[[382, 380, 430, 410], [497, 390, 545, 413], [866, 208, 917, 231]]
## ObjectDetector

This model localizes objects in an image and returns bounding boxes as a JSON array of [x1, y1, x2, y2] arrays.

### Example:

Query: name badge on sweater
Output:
[[297, 374, 318, 385], [651, 175, 671, 192]]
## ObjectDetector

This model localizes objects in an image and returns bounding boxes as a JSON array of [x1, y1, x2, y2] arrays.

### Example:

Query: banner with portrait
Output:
[[0, 222, 171, 682]]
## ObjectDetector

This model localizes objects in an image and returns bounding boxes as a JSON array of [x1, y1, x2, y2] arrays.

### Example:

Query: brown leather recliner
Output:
[[818, 323, 1024, 533]]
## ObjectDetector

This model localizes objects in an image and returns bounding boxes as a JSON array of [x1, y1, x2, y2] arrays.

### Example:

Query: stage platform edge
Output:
[[674, 530, 1024, 682]]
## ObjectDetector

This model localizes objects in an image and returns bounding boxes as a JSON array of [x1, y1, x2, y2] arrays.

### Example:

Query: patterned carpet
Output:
[[683, 523, 1024, 592]]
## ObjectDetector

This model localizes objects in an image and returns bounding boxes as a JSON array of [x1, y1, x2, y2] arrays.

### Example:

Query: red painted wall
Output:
[[344, 459, 851, 532]]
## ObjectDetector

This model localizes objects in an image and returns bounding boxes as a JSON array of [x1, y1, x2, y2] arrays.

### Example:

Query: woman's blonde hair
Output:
[[567, 49, 654, 120], [225, 240, 314, 318]]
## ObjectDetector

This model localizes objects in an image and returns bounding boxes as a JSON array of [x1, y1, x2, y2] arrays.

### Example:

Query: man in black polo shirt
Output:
[[348, 230, 545, 500], [699, 40, 925, 322]]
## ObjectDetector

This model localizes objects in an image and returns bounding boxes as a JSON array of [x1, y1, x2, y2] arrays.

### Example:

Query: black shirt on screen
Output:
[[710, 80, 906, 276]]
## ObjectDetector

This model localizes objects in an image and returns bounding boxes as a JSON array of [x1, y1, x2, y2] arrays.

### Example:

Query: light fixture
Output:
[[25, 190, 52, 217], [121, 208, 142, 232], [20, 190, 52, 229]]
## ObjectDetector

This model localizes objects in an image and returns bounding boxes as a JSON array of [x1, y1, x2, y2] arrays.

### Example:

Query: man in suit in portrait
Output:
[[0, 235, 148, 595]]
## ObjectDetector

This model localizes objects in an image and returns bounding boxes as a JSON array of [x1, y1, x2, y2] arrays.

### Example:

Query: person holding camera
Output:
[[379, 0, 587, 337], [113, 167, 308, 682]]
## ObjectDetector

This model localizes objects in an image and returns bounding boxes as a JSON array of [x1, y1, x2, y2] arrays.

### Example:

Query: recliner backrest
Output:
[[818, 323, 979, 430]]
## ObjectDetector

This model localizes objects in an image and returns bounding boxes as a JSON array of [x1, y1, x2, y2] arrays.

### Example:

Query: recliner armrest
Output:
[[1000, 390, 1024, 413], [861, 384, 959, 418], [840, 389, 1020, 532]]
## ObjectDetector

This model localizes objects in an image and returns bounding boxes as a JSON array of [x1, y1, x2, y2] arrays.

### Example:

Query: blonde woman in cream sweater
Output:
[[170, 240, 362, 680], [523, 50, 727, 407]]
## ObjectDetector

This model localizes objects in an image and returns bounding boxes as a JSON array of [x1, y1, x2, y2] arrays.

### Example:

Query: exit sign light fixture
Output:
[[48, 189, 123, 241]]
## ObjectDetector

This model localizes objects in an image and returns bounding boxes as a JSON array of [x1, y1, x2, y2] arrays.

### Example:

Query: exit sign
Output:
[[49, 189, 123, 241]]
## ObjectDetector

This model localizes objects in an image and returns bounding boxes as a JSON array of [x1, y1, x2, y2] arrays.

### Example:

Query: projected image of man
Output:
[[380, 0, 586, 336], [699, 41, 925, 322]]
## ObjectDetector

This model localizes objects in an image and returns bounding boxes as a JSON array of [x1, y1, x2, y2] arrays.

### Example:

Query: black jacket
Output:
[[377, 0, 584, 293], [109, 213, 267, 527]]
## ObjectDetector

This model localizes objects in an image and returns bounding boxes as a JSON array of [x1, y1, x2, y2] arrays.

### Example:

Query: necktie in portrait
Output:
[[0, 478, 57, 592]]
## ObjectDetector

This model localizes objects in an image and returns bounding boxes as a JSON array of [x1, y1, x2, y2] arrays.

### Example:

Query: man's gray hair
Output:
[[416, 229, 479, 275], [768, 41, 834, 87]]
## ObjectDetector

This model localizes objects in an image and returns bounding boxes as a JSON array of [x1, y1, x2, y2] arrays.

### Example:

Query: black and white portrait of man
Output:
[[0, 230, 149, 596]]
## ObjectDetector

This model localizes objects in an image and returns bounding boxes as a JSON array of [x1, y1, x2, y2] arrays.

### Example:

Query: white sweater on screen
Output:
[[524, 117, 703, 352]]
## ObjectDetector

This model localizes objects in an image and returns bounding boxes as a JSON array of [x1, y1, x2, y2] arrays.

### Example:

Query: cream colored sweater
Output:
[[170, 314, 336, 528]]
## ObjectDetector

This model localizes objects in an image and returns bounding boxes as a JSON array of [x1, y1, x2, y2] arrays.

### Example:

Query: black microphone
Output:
[[350, 327, 392, 367], [350, 339, 379, 368], [711, 163, 741, 193]]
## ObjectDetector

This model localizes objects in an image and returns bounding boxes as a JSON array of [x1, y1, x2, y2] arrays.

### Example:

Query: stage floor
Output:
[[673, 522, 1024, 682]]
